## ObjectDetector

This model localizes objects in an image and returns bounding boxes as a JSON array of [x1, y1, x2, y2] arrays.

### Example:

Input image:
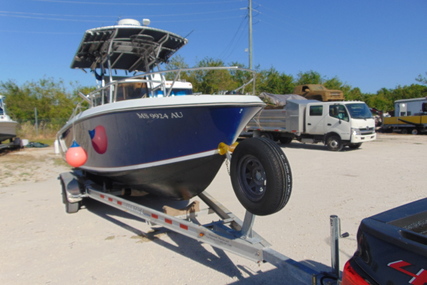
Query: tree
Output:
[[365, 93, 392, 112], [256, 67, 294, 94], [165, 55, 190, 81], [0, 78, 77, 125], [415, 72, 427, 85], [345, 87, 365, 101], [294, 70, 323, 85], [166, 55, 189, 71], [187, 57, 238, 93], [228, 61, 255, 94]]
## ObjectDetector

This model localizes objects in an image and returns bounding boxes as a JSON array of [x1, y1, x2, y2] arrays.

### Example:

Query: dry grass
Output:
[[0, 146, 70, 188], [16, 121, 58, 145]]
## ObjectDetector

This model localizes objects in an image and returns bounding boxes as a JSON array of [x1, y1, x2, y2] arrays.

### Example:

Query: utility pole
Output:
[[248, 0, 253, 69], [34, 107, 38, 136]]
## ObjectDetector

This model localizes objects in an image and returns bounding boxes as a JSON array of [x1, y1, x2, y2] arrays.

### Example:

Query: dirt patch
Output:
[[0, 146, 70, 188]]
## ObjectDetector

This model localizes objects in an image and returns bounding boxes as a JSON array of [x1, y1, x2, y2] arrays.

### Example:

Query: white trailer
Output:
[[246, 99, 376, 151], [394, 97, 427, 117]]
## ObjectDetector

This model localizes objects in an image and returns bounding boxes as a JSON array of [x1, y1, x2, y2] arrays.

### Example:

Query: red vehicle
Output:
[[342, 198, 427, 284]]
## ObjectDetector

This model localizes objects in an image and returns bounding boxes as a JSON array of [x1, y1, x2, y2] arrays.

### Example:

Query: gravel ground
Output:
[[0, 134, 426, 284]]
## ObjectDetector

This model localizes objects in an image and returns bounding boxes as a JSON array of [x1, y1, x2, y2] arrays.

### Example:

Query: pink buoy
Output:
[[65, 141, 88, 167]]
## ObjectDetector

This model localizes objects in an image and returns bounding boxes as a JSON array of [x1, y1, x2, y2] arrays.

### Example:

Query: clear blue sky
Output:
[[0, 0, 426, 93]]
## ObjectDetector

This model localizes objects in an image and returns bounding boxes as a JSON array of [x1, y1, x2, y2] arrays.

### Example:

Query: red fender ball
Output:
[[65, 141, 88, 167]]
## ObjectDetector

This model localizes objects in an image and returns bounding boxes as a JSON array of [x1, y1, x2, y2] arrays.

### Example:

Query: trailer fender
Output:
[[59, 172, 83, 204]]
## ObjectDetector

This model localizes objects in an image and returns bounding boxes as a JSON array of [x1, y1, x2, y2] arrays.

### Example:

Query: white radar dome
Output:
[[118, 19, 141, 26]]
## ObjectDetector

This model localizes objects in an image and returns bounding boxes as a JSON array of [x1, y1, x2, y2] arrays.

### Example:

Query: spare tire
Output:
[[230, 137, 292, 216]]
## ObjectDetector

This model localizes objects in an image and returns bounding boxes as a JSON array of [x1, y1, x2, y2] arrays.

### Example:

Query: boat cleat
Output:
[[217, 142, 238, 162]]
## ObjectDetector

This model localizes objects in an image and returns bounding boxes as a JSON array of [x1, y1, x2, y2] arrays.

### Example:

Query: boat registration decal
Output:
[[136, 112, 184, 119]]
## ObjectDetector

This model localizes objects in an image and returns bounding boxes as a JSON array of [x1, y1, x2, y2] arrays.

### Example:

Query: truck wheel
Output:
[[348, 143, 362, 149], [260, 132, 274, 141], [61, 180, 80, 214], [327, 135, 343, 151], [279, 137, 293, 144], [230, 137, 292, 216], [411, 129, 419, 135]]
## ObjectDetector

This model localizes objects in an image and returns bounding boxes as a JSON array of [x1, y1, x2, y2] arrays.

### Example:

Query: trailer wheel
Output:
[[411, 129, 419, 135], [348, 143, 362, 149], [230, 137, 292, 216], [61, 180, 80, 214], [326, 135, 343, 151]]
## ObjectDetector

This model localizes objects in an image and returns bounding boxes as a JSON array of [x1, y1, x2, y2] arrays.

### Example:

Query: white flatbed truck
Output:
[[246, 99, 377, 151]]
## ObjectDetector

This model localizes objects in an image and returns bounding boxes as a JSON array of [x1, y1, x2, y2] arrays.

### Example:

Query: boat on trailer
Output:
[[57, 19, 344, 284], [0, 95, 18, 146], [57, 19, 266, 201]]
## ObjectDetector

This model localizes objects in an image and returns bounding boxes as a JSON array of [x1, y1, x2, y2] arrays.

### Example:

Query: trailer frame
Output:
[[59, 170, 340, 284]]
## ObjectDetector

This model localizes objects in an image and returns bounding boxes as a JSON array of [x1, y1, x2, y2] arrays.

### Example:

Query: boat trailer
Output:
[[59, 170, 343, 284], [0, 137, 21, 150]]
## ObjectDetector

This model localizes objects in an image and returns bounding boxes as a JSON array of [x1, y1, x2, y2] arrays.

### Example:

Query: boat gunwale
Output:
[[60, 96, 265, 134]]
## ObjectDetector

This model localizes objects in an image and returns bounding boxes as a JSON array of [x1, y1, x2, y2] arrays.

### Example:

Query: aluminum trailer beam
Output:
[[60, 171, 337, 284]]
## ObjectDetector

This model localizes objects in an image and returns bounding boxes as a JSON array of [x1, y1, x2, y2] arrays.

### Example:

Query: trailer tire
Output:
[[411, 129, 419, 135], [61, 180, 80, 214], [230, 137, 292, 216], [326, 135, 343, 151]]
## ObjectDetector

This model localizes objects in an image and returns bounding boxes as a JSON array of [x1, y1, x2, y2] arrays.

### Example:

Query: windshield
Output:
[[309, 85, 326, 91], [346, 103, 373, 119]]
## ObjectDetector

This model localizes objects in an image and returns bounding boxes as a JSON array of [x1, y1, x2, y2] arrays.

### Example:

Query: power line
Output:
[[34, 0, 244, 6], [0, 8, 241, 19], [218, 16, 247, 62], [0, 12, 242, 23], [0, 29, 80, 35]]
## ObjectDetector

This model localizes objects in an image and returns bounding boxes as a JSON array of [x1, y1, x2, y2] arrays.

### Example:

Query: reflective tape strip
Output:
[[96, 192, 193, 232]]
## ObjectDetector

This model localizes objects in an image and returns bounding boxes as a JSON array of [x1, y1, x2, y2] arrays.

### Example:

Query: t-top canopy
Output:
[[71, 21, 188, 72]]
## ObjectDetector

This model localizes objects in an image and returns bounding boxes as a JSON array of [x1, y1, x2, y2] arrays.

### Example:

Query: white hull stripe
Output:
[[80, 149, 219, 173]]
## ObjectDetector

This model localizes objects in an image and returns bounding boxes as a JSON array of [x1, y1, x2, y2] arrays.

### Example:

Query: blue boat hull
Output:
[[58, 101, 262, 199]]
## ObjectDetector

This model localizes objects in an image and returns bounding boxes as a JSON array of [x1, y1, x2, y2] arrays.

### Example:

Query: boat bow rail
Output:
[[78, 66, 257, 107]]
